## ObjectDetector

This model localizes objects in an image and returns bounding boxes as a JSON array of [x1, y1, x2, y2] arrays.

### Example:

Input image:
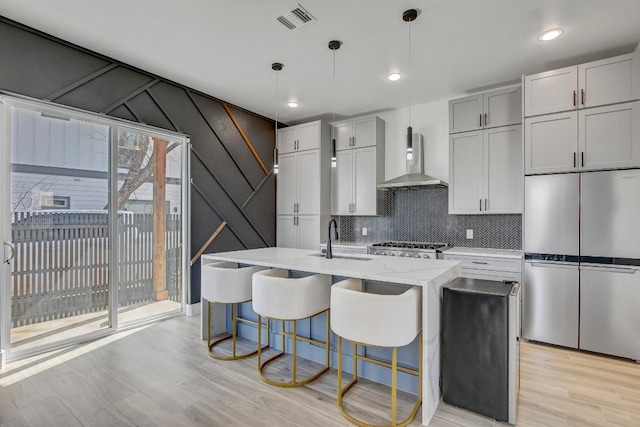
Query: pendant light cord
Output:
[[332, 48, 336, 123], [408, 17, 412, 129], [275, 69, 279, 143]]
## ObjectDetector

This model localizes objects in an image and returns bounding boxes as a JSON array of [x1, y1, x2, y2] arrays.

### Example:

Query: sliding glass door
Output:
[[0, 96, 189, 362]]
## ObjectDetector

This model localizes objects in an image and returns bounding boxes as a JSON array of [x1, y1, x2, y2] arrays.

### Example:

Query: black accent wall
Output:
[[0, 17, 276, 304]]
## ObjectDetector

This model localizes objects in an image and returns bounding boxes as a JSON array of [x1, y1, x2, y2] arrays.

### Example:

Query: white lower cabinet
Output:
[[449, 125, 522, 214], [443, 253, 522, 283], [276, 215, 320, 250]]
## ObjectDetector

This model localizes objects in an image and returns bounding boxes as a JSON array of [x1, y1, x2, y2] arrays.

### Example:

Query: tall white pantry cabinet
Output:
[[276, 120, 331, 250]]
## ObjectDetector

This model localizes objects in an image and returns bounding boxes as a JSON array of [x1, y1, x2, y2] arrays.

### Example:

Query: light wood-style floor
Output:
[[1, 315, 639, 426]]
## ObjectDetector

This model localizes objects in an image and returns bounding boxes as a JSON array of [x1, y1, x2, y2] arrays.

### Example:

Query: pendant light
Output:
[[403, 9, 418, 160], [328, 40, 341, 168], [272, 62, 283, 174]]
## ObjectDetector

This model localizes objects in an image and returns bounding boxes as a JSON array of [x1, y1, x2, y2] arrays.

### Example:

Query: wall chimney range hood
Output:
[[377, 134, 447, 189]]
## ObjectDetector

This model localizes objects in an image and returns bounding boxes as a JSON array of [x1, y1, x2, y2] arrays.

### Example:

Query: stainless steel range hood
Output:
[[377, 133, 447, 189]]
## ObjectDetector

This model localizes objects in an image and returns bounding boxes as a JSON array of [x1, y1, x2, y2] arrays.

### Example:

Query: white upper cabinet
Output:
[[278, 120, 320, 154], [483, 87, 523, 129], [524, 53, 640, 117], [524, 101, 640, 174], [579, 101, 640, 170], [524, 66, 578, 117], [330, 115, 384, 216], [449, 131, 483, 214], [449, 95, 482, 134], [449, 87, 521, 134], [333, 116, 379, 151], [525, 112, 578, 175], [484, 126, 523, 214], [579, 54, 640, 108], [449, 126, 522, 214], [276, 152, 298, 215]]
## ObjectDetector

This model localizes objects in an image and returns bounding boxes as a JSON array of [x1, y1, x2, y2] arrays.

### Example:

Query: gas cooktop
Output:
[[367, 241, 450, 259]]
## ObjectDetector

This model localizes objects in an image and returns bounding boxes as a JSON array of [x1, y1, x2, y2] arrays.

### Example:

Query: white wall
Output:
[[377, 95, 463, 183]]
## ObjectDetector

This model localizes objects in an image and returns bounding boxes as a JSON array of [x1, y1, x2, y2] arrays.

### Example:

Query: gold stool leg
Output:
[[292, 319, 297, 384], [232, 303, 238, 358], [392, 347, 398, 427], [338, 336, 343, 406]]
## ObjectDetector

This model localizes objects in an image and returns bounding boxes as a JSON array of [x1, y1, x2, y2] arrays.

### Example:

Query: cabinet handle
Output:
[[484, 113, 487, 126], [573, 152, 576, 167], [479, 199, 482, 212], [581, 152, 584, 167], [573, 90, 576, 106], [485, 198, 488, 211], [479, 114, 482, 127], [472, 261, 489, 265], [353, 136, 356, 146], [581, 89, 585, 105]]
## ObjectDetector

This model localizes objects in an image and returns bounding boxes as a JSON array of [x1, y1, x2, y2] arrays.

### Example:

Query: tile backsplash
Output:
[[337, 187, 522, 249]]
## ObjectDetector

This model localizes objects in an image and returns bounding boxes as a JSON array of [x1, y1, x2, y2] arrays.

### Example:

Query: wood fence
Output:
[[11, 211, 182, 326]]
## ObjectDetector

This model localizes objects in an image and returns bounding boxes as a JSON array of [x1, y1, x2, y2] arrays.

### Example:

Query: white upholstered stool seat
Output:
[[201, 261, 268, 360], [331, 278, 423, 427], [252, 268, 332, 387]]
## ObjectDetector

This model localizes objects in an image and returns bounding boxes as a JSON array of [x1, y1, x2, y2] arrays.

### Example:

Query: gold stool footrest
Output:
[[337, 333, 423, 427], [207, 301, 268, 361], [257, 310, 330, 388]]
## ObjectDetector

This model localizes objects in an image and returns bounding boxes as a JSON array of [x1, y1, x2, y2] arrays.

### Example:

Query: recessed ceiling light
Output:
[[287, 101, 299, 108], [537, 28, 564, 42], [387, 73, 403, 81]]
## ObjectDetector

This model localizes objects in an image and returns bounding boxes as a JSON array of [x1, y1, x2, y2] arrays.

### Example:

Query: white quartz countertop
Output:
[[443, 247, 523, 259], [202, 247, 459, 288]]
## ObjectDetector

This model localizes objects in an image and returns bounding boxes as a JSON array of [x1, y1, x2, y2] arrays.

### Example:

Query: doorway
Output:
[[0, 96, 190, 361]]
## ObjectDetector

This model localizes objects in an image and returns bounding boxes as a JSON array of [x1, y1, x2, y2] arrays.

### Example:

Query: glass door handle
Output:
[[3, 241, 16, 265]]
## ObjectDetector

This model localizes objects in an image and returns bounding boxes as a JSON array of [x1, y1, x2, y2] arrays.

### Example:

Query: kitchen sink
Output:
[[309, 253, 373, 261]]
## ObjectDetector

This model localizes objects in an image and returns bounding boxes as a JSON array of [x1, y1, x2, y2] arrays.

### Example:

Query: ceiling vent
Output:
[[277, 4, 316, 30]]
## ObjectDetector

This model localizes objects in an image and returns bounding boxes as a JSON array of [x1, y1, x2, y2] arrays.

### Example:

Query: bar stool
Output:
[[201, 261, 268, 360], [252, 268, 331, 387], [331, 278, 422, 427]]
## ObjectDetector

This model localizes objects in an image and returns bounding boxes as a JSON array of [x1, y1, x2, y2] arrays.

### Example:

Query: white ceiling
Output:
[[1, 0, 639, 124]]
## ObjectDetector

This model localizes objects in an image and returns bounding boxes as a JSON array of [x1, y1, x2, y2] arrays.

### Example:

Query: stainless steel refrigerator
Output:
[[523, 169, 640, 361]]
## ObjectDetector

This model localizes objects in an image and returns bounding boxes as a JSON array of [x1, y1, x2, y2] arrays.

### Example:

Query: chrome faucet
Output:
[[326, 219, 339, 259]]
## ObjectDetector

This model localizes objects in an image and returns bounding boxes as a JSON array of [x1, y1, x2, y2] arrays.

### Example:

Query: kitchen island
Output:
[[201, 247, 460, 426]]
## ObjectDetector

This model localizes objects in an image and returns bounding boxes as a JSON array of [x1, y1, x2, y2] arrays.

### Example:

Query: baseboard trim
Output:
[[186, 302, 201, 317]]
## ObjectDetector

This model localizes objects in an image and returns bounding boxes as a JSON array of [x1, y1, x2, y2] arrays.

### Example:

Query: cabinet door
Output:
[[449, 94, 483, 133], [333, 121, 353, 151], [448, 131, 483, 214], [276, 152, 297, 215], [331, 150, 353, 215], [579, 101, 640, 170], [297, 215, 320, 250], [278, 127, 298, 154], [352, 116, 377, 148], [296, 150, 319, 215], [276, 215, 298, 248], [524, 66, 577, 117], [483, 87, 522, 129], [353, 146, 378, 215], [296, 121, 320, 151], [579, 53, 640, 108], [484, 125, 522, 214], [524, 112, 578, 174]]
